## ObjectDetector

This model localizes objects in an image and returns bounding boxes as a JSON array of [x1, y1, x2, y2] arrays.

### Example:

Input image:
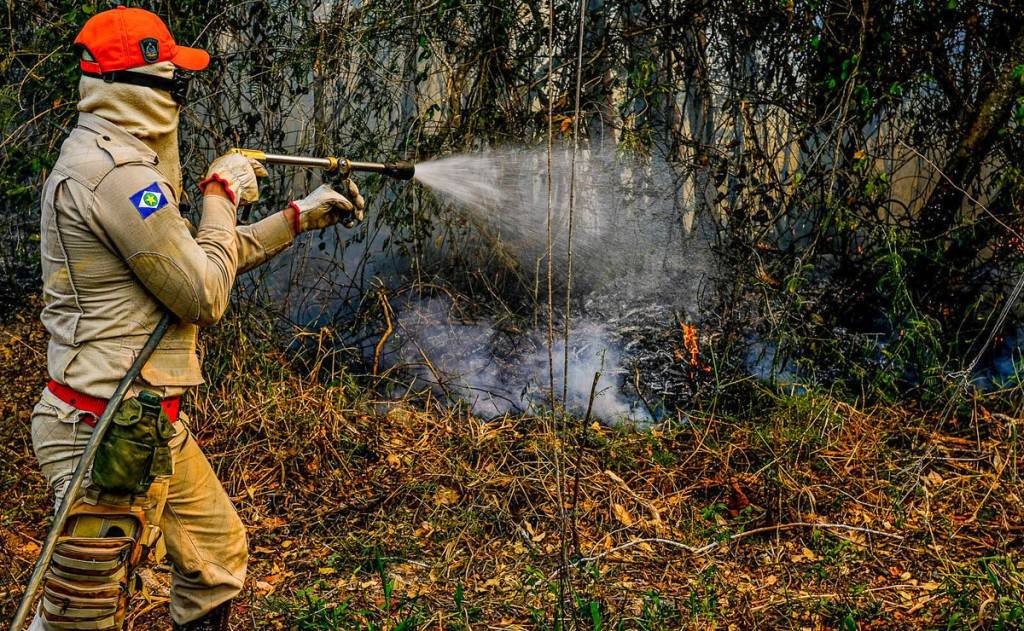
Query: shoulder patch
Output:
[[129, 182, 169, 219]]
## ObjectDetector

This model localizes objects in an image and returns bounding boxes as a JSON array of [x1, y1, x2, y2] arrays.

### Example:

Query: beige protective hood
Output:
[[78, 61, 182, 195]]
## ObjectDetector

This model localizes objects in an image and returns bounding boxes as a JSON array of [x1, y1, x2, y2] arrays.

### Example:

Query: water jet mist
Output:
[[399, 146, 714, 424]]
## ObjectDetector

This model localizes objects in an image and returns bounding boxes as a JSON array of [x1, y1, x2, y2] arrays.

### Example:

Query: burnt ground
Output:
[[1, 297, 1022, 629]]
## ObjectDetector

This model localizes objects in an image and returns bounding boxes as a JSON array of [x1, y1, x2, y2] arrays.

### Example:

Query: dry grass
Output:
[[2, 300, 1022, 630]]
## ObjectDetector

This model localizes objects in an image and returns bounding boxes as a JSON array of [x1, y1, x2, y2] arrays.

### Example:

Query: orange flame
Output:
[[682, 323, 700, 367]]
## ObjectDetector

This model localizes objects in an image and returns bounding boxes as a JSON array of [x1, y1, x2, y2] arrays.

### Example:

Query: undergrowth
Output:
[[2, 302, 1022, 629]]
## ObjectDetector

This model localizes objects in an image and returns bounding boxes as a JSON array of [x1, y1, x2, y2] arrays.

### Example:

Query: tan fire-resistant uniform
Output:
[[30, 67, 295, 627], [40, 115, 293, 398]]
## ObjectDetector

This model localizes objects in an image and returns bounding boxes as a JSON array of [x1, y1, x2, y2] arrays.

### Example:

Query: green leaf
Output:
[[841, 612, 857, 630]]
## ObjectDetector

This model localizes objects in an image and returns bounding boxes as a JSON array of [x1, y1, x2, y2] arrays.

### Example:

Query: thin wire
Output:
[[948, 267, 1024, 388], [897, 139, 1024, 243]]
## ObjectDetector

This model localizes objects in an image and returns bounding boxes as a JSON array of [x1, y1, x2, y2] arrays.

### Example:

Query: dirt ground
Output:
[[1, 299, 1022, 630]]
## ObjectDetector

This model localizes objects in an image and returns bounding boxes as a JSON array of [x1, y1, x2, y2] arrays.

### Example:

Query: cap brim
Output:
[[170, 46, 210, 71]]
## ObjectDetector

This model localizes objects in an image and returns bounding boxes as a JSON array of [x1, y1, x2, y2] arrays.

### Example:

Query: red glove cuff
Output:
[[288, 201, 302, 235], [199, 173, 237, 205]]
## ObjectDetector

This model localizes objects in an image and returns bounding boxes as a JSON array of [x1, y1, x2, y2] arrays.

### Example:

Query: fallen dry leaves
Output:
[[2, 302, 1022, 629]]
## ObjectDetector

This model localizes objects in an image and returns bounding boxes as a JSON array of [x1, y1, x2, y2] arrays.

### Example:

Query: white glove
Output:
[[199, 152, 268, 206], [289, 180, 365, 233]]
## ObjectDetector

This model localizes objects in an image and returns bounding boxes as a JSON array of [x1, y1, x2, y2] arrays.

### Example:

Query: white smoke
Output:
[[395, 146, 713, 424], [393, 297, 653, 423]]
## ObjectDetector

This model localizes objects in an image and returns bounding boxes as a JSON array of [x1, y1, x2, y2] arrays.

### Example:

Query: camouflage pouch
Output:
[[91, 392, 175, 496]]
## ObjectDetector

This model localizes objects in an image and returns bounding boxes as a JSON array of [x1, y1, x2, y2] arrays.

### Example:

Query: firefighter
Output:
[[27, 6, 364, 630]]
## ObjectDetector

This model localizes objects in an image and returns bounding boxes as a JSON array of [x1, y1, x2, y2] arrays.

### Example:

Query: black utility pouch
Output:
[[92, 392, 175, 496]]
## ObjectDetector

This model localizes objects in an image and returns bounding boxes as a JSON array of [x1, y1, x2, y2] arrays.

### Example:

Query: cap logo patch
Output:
[[140, 38, 160, 63], [129, 182, 168, 218]]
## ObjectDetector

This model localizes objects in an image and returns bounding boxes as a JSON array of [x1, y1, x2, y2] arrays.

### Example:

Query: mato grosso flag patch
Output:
[[129, 182, 168, 219]]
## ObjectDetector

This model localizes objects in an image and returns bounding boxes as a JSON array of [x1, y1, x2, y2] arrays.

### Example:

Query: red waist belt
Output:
[[47, 380, 180, 428]]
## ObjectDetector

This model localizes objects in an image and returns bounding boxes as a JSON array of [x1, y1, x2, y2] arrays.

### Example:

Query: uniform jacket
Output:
[[40, 112, 294, 398]]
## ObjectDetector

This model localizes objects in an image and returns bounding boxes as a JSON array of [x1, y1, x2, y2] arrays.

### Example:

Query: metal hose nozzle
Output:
[[341, 159, 415, 180]]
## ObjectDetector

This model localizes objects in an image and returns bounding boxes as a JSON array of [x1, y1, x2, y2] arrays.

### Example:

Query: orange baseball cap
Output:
[[74, 5, 209, 74]]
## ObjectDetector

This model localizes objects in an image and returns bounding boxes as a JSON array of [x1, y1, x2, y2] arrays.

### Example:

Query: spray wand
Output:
[[231, 148, 415, 180], [231, 149, 414, 222]]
